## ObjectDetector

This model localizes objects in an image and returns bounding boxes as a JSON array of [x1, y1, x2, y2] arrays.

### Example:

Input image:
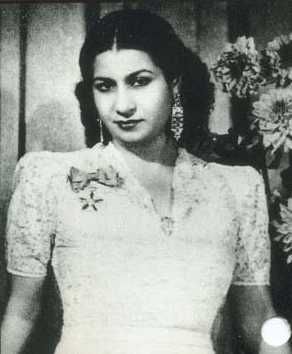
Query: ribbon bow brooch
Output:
[[68, 165, 124, 210]]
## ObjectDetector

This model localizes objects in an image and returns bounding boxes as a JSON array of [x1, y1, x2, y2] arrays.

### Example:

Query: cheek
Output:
[[93, 93, 111, 117], [154, 90, 172, 125], [143, 83, 172, 117]]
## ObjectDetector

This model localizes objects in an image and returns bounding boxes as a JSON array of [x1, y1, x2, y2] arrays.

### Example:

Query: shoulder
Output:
[[16, 150, 61, 176], [184, 149, 263, 190], [16, 144, 106, 171], [207, 162, 264, 195], [13, 147, 100, 189], [184, 150, 265, 206], [205, 162, 267, 218]]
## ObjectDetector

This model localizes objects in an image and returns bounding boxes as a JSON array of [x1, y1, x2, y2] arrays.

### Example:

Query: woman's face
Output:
[[92, 49, 174, 146]]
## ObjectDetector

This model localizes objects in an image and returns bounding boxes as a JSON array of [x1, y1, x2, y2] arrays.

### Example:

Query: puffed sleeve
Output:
[[5, 152, 57, 277], [229, 166, 271, 285]]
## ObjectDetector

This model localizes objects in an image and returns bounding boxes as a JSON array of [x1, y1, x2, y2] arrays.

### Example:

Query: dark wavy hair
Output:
[[75, 9, 214, 150]]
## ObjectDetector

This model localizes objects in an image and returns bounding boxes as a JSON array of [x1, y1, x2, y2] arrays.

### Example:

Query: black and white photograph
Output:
[[1, 1, 292, 353]]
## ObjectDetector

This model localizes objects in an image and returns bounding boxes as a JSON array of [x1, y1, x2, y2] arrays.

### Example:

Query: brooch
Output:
[[68, 165, 124, 211]]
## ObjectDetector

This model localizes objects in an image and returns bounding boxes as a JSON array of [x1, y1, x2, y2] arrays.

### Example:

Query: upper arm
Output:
[[228, 284, 275, 353], [4, 274, 45, 321], [1, 275, 46, 354], [229, 284, 275, 329], [227, 167, 275, 352], [231, 166, 271, 286], [6, 153, 57, 277]]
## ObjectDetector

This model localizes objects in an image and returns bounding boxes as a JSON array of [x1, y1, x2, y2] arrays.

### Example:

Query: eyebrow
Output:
[[92, 69, 154, 82]]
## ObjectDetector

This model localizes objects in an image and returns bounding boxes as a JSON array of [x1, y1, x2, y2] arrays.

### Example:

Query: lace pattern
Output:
[[6, 145, 271, 283], [6, 152, 58, 276], [215, 165, 271, 285], [5, 143, 271, 354]]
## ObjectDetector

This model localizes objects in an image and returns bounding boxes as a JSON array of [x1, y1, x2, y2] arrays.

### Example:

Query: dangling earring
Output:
[[171, 91, 184, 142], [98, 119, 104, 144]]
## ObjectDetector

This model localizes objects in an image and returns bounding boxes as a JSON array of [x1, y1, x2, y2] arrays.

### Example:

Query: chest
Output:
[[133, 164, 174, 217], [53, 174, 238, 309], [55, 174, 238, 256]]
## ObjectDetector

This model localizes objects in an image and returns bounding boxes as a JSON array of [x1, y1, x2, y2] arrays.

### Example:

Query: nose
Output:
[[115, 87, 136, 118]]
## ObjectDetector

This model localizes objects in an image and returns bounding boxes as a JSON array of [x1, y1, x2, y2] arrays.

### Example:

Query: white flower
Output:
[[252, 87, 292, 153]]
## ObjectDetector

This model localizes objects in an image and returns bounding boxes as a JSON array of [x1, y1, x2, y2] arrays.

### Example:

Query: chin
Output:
[[113, 131, 152, 145], [117, 137, 148, 147]]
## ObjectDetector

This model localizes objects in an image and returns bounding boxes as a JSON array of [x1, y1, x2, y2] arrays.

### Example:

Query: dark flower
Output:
[[262, 34, 292, 87], [212, 37, 262, 98]]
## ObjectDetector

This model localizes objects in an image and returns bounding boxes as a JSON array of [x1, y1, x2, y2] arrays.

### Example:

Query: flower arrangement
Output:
[[213, 33, 292, 157], [213, 32, 292, 263], [212, 33, 292, 100]]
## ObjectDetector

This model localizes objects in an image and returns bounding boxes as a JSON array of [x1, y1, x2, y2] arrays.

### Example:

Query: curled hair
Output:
[[75, 9, 214, 150]]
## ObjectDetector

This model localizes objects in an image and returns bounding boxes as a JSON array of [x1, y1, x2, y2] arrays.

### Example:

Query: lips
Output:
[[114, 119, 143, 129]]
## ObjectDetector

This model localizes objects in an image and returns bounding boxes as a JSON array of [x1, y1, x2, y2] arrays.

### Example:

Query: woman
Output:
[[1, 9, 291, 354]]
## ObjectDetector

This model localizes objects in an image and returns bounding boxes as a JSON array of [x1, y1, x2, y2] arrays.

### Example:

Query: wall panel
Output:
[[0, 4, 21, 319], [198, 0, 231, 133], [249, 0, 292, 49], [25, 3, 86, 153], [0, 5, 21, 206]]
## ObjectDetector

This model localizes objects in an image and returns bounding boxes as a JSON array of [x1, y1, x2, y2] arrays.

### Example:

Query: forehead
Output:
[[92, 49, 160, 78]]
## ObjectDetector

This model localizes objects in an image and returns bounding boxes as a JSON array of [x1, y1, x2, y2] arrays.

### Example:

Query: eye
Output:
[[130, 76, 152, 87], [93, 80, 115, 93]]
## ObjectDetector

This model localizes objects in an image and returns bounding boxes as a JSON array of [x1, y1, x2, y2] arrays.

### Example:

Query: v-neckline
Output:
[[92, 142, 206, 236], [105, 142, 179, 216]]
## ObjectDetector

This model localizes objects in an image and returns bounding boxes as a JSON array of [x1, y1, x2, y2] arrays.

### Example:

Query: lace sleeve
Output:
[[230, 167, 271, 285], [6, 152, 57, 277]]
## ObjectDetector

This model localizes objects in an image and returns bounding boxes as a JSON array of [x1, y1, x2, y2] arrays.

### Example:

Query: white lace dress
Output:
[[6, 142, 270, 354]]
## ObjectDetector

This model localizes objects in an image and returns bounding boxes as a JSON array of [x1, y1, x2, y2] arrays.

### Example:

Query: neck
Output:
[[112, 134, 177, 166]]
